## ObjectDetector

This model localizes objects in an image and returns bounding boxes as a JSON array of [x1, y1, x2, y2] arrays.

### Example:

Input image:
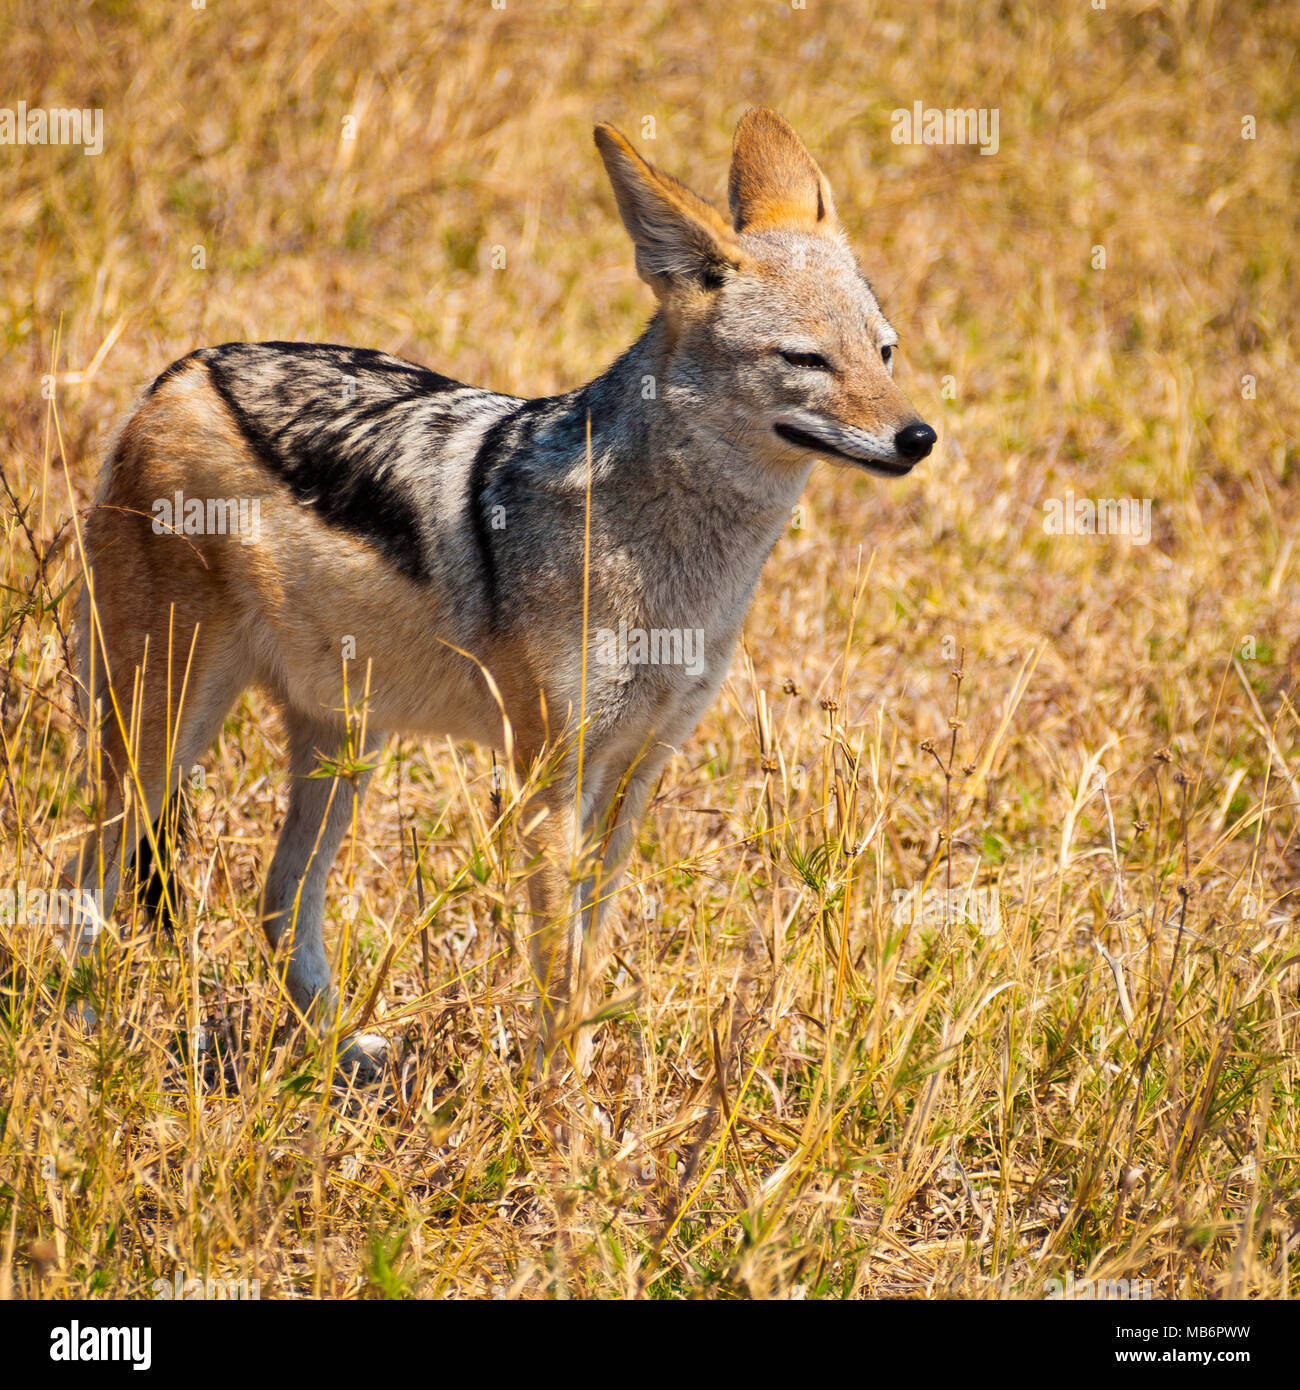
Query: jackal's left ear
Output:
[[594, 123, 743, 295], [728, 108, 837, 234]]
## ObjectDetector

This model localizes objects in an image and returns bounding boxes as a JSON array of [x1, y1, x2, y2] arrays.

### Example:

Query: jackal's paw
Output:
[[525, 1026, 596, 1090], [57, 894, 109, 960], [65, 999, 99, 1032], [336, 1031, 390, 1083]]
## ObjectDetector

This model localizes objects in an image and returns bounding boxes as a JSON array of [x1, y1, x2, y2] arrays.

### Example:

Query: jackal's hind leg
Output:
[[62, 607, 245, 960], [261, 708, 388, 1079]]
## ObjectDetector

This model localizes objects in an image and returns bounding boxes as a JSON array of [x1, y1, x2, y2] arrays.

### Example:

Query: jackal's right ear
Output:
[[594, 123, 742, 296]]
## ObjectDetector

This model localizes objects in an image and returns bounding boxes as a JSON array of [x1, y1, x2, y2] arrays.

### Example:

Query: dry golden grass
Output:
[[2, 0, 1298, 1299]]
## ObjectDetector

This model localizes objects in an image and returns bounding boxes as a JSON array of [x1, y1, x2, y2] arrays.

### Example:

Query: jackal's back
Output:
[[147, 341, 513, 584]]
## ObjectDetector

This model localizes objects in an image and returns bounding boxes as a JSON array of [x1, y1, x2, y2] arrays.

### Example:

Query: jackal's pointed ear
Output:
[[728, 108, 837, 234], [594, 123, 743, 296]]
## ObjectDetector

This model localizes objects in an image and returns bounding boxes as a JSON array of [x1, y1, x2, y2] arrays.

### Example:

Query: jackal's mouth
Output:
[[773, 422, 914, 477]]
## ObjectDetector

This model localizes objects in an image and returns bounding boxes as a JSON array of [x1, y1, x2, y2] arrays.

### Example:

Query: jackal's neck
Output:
[[569, 310, 812, 621], [576, 310, 675, 437]]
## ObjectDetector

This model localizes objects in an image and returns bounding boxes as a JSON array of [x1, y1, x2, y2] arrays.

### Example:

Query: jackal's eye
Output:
[[780, 350, 832, 371], [880, 345, 893, 365]]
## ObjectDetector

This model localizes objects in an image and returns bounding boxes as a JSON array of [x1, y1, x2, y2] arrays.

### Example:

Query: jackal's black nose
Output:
[[895, 422, 937, 462]]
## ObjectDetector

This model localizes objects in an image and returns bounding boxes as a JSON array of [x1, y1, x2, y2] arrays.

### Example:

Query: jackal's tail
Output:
[[129, 790, 188, 934]]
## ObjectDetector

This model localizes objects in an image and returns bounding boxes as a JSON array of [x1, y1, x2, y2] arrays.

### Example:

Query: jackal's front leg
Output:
[[523, 754, 667, 1079], [523, 792, 592, 1077]]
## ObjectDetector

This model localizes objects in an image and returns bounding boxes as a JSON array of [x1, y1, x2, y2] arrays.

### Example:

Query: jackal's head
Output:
[[595, 109, 935, 477]]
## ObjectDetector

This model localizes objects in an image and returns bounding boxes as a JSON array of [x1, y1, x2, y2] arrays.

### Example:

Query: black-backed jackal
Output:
[[66, 109, 936, 1079]]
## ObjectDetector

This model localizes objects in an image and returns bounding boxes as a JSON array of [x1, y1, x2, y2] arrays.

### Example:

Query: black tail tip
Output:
[[132, 792, 189, 934]]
